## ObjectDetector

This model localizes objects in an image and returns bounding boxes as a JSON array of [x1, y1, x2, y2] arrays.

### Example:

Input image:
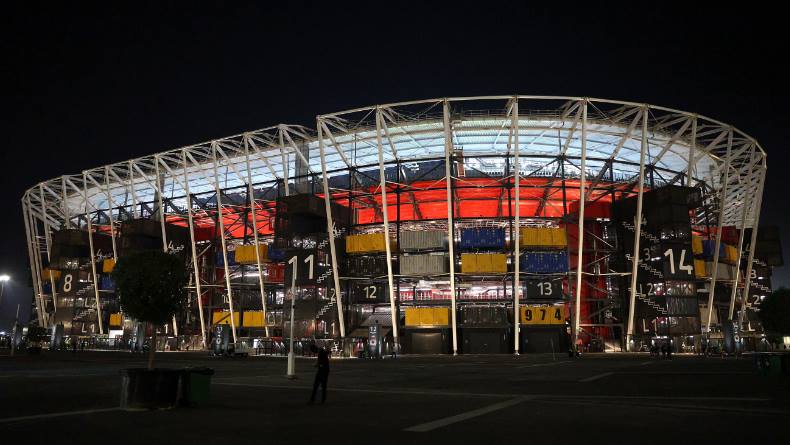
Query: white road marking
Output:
[[215, 382, 771, 403], [517, 360, 572, 369], [404, 397, 531, 432], [215, 382, 507, 398], [0, 408, 120, 424], [578, 372, 614, 382]]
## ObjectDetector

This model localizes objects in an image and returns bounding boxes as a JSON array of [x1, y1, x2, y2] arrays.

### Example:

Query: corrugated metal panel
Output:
[[519, 227, 567, 248], [400, 253, 448, 275], [460, 228, 506, 249], [461, 253, 507, 273], [234, 243, 269, 264], [346, 233, 391, 253], [521, 251, 569, 273], [400, 230, 446, 251]]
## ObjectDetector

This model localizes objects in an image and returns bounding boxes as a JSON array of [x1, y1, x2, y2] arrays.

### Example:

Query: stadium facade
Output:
[[21, 96, 776, 355]]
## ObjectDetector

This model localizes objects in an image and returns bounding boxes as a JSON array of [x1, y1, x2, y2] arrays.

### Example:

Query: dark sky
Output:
[[1, 1, 787, 329]]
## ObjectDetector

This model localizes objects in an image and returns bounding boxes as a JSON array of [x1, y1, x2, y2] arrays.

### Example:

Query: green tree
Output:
[[757, 287, 790, 335], [112, 250, 187, 369]]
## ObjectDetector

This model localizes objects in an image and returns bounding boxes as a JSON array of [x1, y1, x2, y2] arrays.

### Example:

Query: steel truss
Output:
[[22, 97, 766, 354]]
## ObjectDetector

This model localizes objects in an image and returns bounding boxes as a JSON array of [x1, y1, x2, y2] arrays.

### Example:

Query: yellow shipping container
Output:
[[694, 259, 707, 279], [520, 227, 567, 248], [242, 310, 266, 327], [691, 235, 703, 255], [234, 244, 268, 264], [432, 307, 449, 326], [405, 307, 450, 326], [212, 311, 240, 326], [488, 254, 507, 273], [461, 253, 507, 273], [102, 258, 116, 273], [725, 245, 738, 264], [109, 313, 123, 327], [460, 253, 478, 273], [346, 233, 390, 253], [404, 307, 422, 327], [41, 268, 62, 282]]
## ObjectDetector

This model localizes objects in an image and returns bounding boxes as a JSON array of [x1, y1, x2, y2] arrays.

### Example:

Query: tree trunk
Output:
[[147, 325, 157, 370]]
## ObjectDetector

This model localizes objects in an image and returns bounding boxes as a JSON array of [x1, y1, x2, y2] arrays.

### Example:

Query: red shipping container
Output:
[[266, 263, 285, 283]]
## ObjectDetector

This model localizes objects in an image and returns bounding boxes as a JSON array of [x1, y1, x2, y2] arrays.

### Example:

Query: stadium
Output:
[[21, 96, 776, 356]]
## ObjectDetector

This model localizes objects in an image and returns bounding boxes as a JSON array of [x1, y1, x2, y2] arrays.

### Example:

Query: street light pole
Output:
[[0, 274, 9, 307], [286, 256, 297, 379]]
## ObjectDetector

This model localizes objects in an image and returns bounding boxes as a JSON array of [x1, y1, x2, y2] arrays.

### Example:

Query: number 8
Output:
[[63, 274, 73, 293]]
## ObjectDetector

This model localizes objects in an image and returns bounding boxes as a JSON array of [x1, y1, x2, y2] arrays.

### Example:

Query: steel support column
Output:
[[22, 199, 45, 327], [512, 98, 521, 355], [83, 172, 104, 335], [155, 156, 179, 337], [374, 108, 399, 349], [727, 151, 756, 320], [243, 136, 272, 338], [572, 100, 588, 353], [211, 144, 238, 343], [738, 163, 766, 330], [704, 129, 733, 334], [182, 150, 207, 349], [317, 121, 346, 339], [442, 100, 459, 355], [625, 107, 649, 351]]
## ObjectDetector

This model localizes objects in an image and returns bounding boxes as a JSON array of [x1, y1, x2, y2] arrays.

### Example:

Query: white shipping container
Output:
[[400, 230, 447, 251], [400, 253, 449, 275]]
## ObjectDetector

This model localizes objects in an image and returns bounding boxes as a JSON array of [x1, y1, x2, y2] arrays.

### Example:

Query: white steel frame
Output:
[[21, 96, 767, 352]]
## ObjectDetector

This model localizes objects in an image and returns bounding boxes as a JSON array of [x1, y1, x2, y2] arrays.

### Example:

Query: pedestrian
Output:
[[309, 346, 330, 404], [660, 342, 667, 358], [666, 341, 672, 360], [72, 338, 78, 354]]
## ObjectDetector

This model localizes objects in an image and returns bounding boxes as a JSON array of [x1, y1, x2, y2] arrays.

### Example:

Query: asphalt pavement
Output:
[[0, 350, 787, 444]]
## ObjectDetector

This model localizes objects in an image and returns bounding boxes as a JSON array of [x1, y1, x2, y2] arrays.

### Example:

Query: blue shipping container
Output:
[[268, 247, 286, 262], [460, 228, 506, 250], [521, 251, 568, 273], [216, 250, 237, 266], [701, 240, 726, 259], [100, 276, 115, 291]]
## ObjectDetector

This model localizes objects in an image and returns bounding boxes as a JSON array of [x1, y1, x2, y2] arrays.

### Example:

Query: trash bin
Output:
[[180, 367, 214, 406], [120, 368, 181, 410]]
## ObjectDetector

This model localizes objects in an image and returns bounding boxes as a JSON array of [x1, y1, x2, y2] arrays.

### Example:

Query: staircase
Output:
[[621, 220, 659, 244], [317, 299, 336, 318], [636, 292, 668, 315], [625, 253, 664, 279]]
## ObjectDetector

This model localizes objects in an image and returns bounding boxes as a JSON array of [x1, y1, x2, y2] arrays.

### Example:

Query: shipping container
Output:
[[705, 262, 735, 280], [400, 253, 448, 276], [521, 251, 569, 274], [694, 259, 707, 279], [346, 233, 392, 254], [266, 263, 285, 283], [215, 249, 237, 267], [346, 255, 389, 277], [519, 227, 567, 248], [459, 228, 506, 250], [405, 307, 450, 327], [400, 230, 446, 251], [461, 253, 507, 273], [691, 235, 703, 255], [101, 258, 115, 273], [234, 243, 269, 264], [701, 240, 726, 260]]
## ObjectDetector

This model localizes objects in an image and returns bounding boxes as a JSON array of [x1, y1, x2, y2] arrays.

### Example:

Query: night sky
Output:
[[2, 2, 787, 329]]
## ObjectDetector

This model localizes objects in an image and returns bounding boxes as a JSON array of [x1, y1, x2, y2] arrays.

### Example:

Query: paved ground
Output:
[[0, 350, 788, 444]]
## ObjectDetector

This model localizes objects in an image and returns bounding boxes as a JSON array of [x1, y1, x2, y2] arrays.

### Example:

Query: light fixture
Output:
[[0, 275, 9, 282]]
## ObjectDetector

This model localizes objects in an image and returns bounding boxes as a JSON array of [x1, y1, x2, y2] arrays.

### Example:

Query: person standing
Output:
[[309, 346, 330, 404]]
